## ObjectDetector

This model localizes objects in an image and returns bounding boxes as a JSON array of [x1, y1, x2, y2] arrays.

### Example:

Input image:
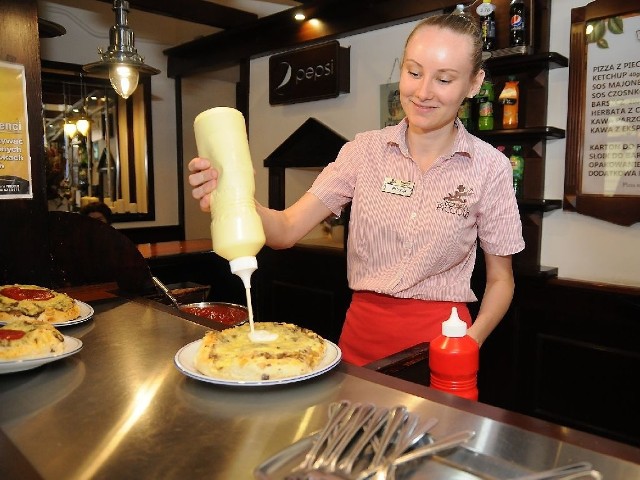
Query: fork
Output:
[[285, 429, 476, 480], [509, 461, 601, 480], [292, 400, 353, 474], [356, 429, 476, 480], [335, 407, 390, 475], [287, 402, 376, 480]]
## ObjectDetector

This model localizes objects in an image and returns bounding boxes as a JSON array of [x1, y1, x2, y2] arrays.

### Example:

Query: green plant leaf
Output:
[[607, 16, 623, 34], [593, 20, 606, 42], [597, 38, 609, 49]]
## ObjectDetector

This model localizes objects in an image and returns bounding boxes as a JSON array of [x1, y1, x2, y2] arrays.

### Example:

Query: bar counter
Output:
[[1, 295, 639, 479]]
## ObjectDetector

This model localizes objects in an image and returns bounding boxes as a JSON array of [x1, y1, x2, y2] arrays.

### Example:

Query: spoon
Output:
[[152, 276, 180, 308]]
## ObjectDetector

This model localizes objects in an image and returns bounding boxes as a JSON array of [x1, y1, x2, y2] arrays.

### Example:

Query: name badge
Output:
[[381, 177, 415, 197]]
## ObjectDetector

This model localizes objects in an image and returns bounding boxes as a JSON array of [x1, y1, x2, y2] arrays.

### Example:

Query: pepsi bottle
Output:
[[509, 0, 527, 47]]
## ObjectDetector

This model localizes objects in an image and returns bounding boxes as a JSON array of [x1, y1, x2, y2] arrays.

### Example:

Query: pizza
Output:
[[0, 284, 80, 324], [194, 322, 327, 381], [0, 319, 65, 360]]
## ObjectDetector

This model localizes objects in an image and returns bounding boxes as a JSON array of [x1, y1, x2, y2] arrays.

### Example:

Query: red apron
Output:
[[338, 292, 472, 366]]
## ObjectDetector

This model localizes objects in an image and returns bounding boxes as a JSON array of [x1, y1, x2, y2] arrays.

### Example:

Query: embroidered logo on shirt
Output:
[[436, 184, 474, 218], [381, 177, 415, 197]]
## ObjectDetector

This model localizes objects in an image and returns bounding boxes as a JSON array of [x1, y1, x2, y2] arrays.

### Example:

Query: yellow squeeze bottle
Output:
[[193, 107, 266, 334]]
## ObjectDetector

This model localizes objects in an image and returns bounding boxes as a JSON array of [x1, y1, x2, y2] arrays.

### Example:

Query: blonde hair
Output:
[[403, 13, 484, 76]]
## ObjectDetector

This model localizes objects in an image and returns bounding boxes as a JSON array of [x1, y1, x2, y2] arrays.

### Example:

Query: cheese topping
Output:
[[0, 319, 65, 360], [0, 284, 79, 323], [194, 321, 326, 381]]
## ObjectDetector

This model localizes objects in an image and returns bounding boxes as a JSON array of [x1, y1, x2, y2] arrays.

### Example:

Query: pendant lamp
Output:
[[75, 74, 90, 136], [83, 0, 159, 99]]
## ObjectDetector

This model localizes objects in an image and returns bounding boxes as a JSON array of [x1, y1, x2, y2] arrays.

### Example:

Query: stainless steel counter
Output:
[[1, 298, 639, 479]]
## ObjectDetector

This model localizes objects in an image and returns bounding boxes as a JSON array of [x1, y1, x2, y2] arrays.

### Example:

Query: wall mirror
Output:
[[41, 60, 155, 222], [564, 0, 639, 226]]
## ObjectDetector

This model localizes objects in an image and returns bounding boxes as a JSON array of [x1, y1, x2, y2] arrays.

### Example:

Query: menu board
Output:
[[0, 61, 32, 199], [581, 13, 640, 197]]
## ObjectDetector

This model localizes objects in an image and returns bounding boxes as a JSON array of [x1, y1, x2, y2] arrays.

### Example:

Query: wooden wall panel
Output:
[[0, 0, 49, 285]]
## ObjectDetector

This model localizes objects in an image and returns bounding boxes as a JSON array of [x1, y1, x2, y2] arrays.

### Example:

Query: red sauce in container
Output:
[[0, 287, 54, 301], [180, 303, 248, 326]]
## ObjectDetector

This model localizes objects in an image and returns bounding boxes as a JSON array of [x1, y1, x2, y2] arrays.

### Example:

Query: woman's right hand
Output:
[[188, 157, 219, 212]]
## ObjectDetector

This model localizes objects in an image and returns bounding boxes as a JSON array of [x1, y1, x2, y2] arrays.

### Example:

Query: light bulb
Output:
[[64, 121, 77, 137], [76, 117, 90, 136], [109, 64, 139, 99]]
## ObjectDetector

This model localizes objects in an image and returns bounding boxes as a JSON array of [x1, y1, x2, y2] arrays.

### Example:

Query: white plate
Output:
[[0, 300, 94, 327], [174, 338, 342, 386], [0, 336, 83, 374], [57, 300, 94, 327]]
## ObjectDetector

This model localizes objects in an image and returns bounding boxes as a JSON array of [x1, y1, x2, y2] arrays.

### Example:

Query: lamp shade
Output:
[[109, 64, 139, 99], [64, 121, 77, 138], [82, 0, 159, 99], [76, 117, 90, 136]]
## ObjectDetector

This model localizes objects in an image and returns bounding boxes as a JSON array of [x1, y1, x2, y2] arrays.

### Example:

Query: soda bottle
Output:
[[510, 145, 525, 197], [457, 97, 473, 131], [477, 0, 497, 52], [477, 80, 494, 131], [509, 0, 527, 47], [499, 75, 519, 129]]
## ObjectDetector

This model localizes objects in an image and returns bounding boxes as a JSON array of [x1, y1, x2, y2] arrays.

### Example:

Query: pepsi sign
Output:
[[269, 41, 350, 105]]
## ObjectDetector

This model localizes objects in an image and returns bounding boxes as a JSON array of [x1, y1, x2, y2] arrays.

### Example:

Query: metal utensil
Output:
[[510, 461, 600, 480], [290, 429, 475, 480], [152, 276, 180, 308], [368, 406, 409, 469], [291, 400, 353, 475], [336, 407, 390, 475], [358, 429, 476, 480]]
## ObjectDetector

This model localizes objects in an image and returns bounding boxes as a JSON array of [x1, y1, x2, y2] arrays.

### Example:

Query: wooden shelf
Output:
[[485, 52, 569, 74], [517, 198, 562, 213], [475, 126, 565, 142]]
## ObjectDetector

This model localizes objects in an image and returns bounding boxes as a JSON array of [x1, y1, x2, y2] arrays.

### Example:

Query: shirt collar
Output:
[[384, 117, 475, 161]]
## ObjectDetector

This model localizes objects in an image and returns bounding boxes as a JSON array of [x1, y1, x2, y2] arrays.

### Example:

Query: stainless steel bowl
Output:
[[179, 301, 248, 327]]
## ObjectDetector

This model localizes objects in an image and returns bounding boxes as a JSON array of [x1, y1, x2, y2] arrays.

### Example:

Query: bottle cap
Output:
[[477, 0, 495, 16], [442, 307, 467, 337], [229, 256, 258, 288]]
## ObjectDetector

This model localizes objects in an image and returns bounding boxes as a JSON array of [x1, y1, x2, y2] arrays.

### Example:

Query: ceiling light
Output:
[[64, 121, 77, 138], [294, 12, 306, 21], [76, 117, 90, 136], [83, 0, 159, 99]]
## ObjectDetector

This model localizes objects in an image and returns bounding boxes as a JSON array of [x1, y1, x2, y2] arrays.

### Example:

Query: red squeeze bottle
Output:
[[429, 307, 479, 401]]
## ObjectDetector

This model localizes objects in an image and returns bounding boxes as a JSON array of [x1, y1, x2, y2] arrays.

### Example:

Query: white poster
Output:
[[0, 60, 32, 199], [582, 13, 640, 196]]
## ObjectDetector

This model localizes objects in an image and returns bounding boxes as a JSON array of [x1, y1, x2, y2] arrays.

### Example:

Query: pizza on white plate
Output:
[[0, 284, 80, 324], [0, 319, 65, 360], [194, 321, 327, 381]]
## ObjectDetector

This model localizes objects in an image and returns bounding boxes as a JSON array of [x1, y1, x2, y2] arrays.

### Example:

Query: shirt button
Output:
[[411, 212, 417, 219]]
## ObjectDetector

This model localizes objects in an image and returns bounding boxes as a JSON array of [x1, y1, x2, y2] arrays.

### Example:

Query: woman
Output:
[[188, 14, 525, 366]]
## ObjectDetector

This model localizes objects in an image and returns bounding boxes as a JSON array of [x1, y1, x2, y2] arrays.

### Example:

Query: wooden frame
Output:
[[41, 60, 156, 222], [564, 0, 640, 226]]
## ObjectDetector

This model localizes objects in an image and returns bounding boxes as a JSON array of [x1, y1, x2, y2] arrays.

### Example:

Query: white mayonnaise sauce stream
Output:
[[245, 286, 278, 342]]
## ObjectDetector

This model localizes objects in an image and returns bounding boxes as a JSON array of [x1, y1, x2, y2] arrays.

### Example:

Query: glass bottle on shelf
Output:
[[477, 80, 494, 131], [499, 75, 519, 129], [457, 97, 473, 131], [510, 145, 525, 198], [478, 0, 497, 52], [509, 0, 527, 47]]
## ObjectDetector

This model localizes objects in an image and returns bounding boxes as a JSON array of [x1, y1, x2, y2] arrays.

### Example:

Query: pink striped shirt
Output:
[[309, 119, 525, 302]]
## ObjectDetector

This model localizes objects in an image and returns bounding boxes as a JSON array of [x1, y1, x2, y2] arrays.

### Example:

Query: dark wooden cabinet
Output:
[[512, 279, 640, 446]]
